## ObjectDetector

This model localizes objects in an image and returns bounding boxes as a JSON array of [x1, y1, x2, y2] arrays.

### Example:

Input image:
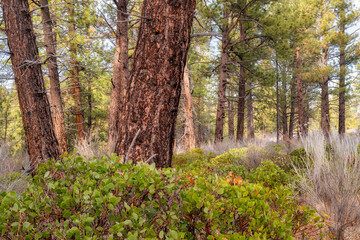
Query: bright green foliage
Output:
[[172, 148, 214, 166], [0, 154, 320, 239], [248, 160, 290, 188]]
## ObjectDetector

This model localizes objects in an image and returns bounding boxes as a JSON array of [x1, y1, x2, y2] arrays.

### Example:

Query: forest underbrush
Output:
[[0, 133, 359, 239]]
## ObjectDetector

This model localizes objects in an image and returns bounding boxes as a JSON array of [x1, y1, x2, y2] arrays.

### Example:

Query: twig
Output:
[[124, 129, 141, 164]]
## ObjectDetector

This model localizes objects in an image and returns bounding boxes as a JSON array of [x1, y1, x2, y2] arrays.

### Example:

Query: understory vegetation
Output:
[[3, 133, 360, 239]]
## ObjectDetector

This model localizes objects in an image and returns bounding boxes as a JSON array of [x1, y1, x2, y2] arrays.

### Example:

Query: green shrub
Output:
[[0, 155, 320, 239], [248, 160, 291, 188], [173, 148, 214, 167]]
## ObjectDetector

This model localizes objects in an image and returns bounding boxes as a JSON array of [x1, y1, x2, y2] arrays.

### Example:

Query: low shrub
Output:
[[172, 148, 214, 167], [0, 155, 320, 239], [248, 160, 291, 188]]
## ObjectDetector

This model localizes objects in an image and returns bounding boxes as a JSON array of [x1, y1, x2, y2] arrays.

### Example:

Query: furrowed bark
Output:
[[2, 0, 61, 172], [40, 0, 67, 153], [108, 0, 130, 152], [114, 0, 196, 168]]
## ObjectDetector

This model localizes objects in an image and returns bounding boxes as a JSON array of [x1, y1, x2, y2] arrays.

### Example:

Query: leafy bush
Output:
[[248, 160, 291, 188], [173, 148, 214, 167], [0, 154, 320, 239]]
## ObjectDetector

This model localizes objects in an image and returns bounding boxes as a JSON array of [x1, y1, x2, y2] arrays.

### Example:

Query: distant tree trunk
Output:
[[296, 47, 305, 136], [114, 0, 196, 168], [228, 89, 235, 139], [40, 0, 67, 153], [339, 25, 346, 135], [281, 69, 288, 141], [2, 0, 60, 172], [87, 84, 92, 130], [276, 59, 280, 143], [215, 15, 229, 143], [247, 84, 254, 139], [236, 22, 246, 142], [3, 105, 9, 142], [108, 0, 130, 151], [68, 3, 85, 140], [289, 53, 297, 139], [183, 64, 196, 151]]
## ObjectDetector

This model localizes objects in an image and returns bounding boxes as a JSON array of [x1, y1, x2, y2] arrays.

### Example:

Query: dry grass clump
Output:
[[295, 132, 360, 240], [73, 130, 107, 160], [0, 142, 29, 194], [199, 139, 243, 156]]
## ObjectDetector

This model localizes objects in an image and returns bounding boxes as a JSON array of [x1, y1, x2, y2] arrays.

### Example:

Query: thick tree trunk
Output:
[[114, 0, 196, 168], [183, 65, 196, 151], [247, 84, 254, 139], [108, 0, 130, 151], [296, 47, 305, 136], [228, 89, 235, 139], [2, 0, 60, 172], [339, 25, 346, 136], [68, 3, 85, 140], [236, 22, 246, 142], [214, 20, 229, 143], [40, 0, 67, 153]]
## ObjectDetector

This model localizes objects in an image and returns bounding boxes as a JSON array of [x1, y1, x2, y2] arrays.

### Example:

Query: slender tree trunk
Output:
[[339, 25, 346, 135], [87, 84, 92, 130], [296, 47, 305, 136], [183, 64, 196, 151], [108, 0, 130, 151], [276, 59, 280, 143], [247, 83, 254, 139], [3, 105, 9, 142], [228, 89, 235, 139], [40, 0, 67, 153], [68, 3, 85, 140], [2, 0, 60, 172], [215, 17, 229, 143], [236, 22, 246, 142], [281, 68, 288, 140], [320, 0, 330, 139], [289, 53, 297, 139], [114, 0, 196, 168]]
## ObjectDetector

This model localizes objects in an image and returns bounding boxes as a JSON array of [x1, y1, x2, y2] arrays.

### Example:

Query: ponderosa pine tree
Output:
[[39, 0, 67, 153], [108, 0, 130, 152], [2, 0, 60, 172], [114, 0, 196, 168]]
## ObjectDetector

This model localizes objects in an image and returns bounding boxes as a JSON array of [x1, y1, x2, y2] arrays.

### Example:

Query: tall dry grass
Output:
[[295, 132, 360, 239]]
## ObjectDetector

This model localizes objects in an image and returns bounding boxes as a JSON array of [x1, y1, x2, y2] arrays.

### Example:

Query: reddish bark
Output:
[[114, 0, 196, 168], [2, 0, 60, 172], [68, 3, 86, 140], [108, 0, 130, 151], [40, 0, 67, 153]]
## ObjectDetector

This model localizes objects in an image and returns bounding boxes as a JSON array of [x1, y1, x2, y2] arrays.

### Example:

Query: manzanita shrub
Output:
[[0, 154, 321, 239]]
